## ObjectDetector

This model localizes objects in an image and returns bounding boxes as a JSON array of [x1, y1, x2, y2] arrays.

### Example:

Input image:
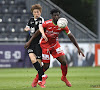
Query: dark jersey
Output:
[[26, 16, 44, 44]]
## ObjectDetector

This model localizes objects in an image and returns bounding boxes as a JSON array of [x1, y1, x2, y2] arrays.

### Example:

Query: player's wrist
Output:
[[42, 33, 45, 36]]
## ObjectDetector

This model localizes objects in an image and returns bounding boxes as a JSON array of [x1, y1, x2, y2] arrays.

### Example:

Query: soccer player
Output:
[[24, 4, 47, 88], [25, 9, 85, 87]]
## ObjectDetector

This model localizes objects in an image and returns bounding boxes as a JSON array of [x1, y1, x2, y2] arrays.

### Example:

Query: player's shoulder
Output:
[[44, 19, 52, 24], [29, 16, 44, 20], [30, 16, 34, 19], [62, 26, 69, 30], [39, 16, 44, 19], [28, 16, 34, 21], [38, 16, 44, 21]]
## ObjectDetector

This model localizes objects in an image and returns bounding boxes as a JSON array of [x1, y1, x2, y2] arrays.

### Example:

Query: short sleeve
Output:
[[39, 17, 44, 24], [63, 26, 71, 35], [26, 19, 31, 28], [42, 21, 48, 28]]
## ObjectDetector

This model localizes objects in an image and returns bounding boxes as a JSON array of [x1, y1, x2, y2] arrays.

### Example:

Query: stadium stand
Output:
[[0, 0, 98, 43], [0, 0, 29, 42]]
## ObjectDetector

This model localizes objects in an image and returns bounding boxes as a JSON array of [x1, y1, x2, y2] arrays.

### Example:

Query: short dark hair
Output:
[[50, 9, 60, 15]]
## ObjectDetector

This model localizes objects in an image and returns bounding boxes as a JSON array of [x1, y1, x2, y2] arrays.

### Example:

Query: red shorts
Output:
[[41, 42, 65, 63]]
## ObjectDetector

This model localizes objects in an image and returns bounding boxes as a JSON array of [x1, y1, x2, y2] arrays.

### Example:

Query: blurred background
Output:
[[0, 0, 100, 68]]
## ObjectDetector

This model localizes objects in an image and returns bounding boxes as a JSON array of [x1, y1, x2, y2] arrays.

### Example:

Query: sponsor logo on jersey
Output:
[[30, 27, 35, 33], [48, 27, 52, 29], [46, 30, 59, 35], [46, 21, 52, 24], [57, 28, 61, 30], [35, 21, 38, 25], [30, 22, 34, 24]]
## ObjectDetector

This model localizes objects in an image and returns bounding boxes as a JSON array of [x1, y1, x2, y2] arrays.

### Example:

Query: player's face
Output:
[[33, 9, 41, 19], [52, 12, 60, 23]]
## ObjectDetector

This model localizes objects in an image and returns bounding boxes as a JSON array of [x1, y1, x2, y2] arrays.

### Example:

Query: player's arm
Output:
[[24, 19, 31, 31], [24, 30, 40, 49], [39, 24, 48, 41], [24, 26, 30, 31], [68, 32, 85, 57]]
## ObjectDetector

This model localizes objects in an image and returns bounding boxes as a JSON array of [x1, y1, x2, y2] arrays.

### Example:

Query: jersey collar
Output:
[[52, 20, 57, 26], [34, 16, 41, 21]]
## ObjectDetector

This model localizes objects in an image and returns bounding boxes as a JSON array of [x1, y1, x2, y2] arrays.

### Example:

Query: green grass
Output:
[[0, 67, 100, 90]]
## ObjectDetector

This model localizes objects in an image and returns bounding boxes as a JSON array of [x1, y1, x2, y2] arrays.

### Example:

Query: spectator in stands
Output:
[[72, 45, 78, 66], [64, 45, 73, 66], [77, 48, 86, 66], [85, 44, 94, 66]]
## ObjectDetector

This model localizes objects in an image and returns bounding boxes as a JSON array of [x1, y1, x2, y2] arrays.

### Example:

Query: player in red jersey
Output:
[[25, 9, 85, 87]]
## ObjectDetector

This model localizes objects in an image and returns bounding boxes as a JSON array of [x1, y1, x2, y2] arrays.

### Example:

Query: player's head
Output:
[[50, 9, 60, 23], [31, 4, 42, 19]]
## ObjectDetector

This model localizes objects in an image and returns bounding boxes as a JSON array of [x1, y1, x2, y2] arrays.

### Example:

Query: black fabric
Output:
[[26, 16, 44, 44], [28, 33, 41, 44], [33, 61, 44, 81], [28, 44, 42, 59]]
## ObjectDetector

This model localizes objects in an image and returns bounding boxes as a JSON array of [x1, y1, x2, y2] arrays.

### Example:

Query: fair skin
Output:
[[24, 9, 42, 65], [39, 25, 48, 41], [24, 9, 41, 31]]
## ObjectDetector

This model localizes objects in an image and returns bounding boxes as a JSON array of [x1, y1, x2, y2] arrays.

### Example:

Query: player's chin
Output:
[[36, 16, 40, 18]]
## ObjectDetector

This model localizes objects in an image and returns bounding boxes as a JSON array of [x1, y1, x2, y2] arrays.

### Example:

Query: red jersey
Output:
[[40, 19, 71, 48]]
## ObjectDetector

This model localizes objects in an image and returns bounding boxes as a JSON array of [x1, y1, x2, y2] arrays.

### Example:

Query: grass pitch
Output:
[[0, 67, 100, 90]]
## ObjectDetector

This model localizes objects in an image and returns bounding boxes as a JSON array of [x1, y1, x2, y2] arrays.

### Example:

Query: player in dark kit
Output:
[[25, 9, 85, 87], [24, 4, 47, 88]]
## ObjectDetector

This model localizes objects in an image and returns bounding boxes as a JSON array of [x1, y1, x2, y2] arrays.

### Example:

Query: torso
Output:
[[40, 19, 70, 48], [27, 16, 44, 44]]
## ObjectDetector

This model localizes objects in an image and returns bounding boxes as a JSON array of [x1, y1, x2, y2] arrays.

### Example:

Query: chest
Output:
[[46, 24, 62, 33], [30, 19, 40, 28]]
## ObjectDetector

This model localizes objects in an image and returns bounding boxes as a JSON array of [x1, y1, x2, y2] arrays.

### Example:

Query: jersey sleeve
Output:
[[63, 26, 71, 35], [39, 17, 44, 28], [39, 17, 44, 25], [42, 21, 48, 28], [26, 18, 31, 28]]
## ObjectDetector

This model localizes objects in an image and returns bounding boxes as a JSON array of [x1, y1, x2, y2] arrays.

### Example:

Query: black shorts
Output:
[[27, 43, 42, 59]]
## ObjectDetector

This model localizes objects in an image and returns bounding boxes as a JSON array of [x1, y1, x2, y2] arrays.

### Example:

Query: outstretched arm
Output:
[[24, 30, 40, 49], [68, 33, 85, 57]]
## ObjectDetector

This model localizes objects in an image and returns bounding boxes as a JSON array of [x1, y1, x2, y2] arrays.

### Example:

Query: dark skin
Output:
[[24, 29, 40, 49], [25, 12, 85, 69]]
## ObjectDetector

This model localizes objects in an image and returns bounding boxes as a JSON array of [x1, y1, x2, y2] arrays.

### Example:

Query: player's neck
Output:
[[52, 20, 57, 26]]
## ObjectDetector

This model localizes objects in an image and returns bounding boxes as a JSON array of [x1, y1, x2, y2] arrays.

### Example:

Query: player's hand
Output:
[[78, 48, 85, 57], [24, 27, 30, 31], [24, 41, 31, 49], [42, 34, 48, 42]]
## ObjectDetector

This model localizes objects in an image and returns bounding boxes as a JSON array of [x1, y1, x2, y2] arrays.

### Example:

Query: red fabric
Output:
[[40, 19, 70, 49], [36, 74, 39, 79], [43, 68, 46, 72], [41, 42, 65, 63], [61, 64, 68, 76]]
